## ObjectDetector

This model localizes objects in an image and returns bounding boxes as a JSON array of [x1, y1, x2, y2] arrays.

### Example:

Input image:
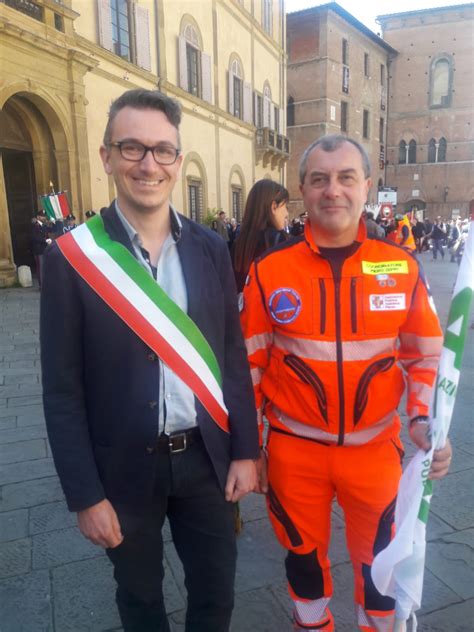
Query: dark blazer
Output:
[[31, 221, 49, 256], [41, 203, 259, 513]]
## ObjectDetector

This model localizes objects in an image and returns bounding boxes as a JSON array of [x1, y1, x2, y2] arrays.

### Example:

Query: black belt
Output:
[[155, 427, 201, 454]]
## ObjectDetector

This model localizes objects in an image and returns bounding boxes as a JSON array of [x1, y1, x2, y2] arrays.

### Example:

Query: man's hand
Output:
[[77, 499, 123, 548], [409, 420, 453, 480], [225, 459, 257, 502], [254, 449, 268, 494]]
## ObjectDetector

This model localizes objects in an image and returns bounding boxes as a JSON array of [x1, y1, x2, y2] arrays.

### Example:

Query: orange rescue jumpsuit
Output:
[[388, 216, 416, 251], [240, 220, 442, 631]]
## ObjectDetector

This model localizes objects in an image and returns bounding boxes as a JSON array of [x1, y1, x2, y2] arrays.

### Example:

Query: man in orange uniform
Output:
[[240, 135, 452, 631], [388, 213, 416, 251]]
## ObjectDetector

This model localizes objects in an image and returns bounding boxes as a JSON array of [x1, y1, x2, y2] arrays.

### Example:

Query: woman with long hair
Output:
[[233, 179, 290, 292]]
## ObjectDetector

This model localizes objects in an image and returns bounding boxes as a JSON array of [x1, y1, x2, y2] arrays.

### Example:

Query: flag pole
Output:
[[371, 215, 474, 629]]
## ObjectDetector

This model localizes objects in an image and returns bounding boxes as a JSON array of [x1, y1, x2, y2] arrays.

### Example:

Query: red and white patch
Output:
[[369, 293, 406, 311]]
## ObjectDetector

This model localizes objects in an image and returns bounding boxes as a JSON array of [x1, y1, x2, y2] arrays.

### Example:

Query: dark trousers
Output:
[[432, 239, 445, 259], [106, 439, 236, 632], [34, 254, 44, 287]]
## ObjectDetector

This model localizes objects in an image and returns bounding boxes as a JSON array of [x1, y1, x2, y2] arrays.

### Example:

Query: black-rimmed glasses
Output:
[[107, 140, 181, 165]]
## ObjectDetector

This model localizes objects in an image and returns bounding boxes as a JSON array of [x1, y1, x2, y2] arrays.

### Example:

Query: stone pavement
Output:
[[0, 252, 472, 632]]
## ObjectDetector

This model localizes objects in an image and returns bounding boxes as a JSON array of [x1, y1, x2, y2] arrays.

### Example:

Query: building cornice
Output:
[[288, 2, 398, 56], [377, 3, 474, 25]]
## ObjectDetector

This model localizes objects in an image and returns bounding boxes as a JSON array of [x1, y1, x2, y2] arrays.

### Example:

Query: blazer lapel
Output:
[[101, 203, 136, 256], [177, 223, 204, 327]]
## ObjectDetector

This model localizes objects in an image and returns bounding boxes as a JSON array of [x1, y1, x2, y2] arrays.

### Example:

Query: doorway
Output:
[[3, 150, 37, 268]]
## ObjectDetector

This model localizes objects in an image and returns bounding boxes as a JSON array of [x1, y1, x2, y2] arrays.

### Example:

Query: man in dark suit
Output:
[[31, 211, 51, 287], [41, 89, 259, 632]]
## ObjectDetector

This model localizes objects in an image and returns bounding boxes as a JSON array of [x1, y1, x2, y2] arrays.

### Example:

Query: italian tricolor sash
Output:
[[57, 215, 229, 433]]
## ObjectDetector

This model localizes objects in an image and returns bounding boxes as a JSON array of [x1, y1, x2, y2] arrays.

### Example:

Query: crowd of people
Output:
[[38, 88, 458, 632], [31, 212, 77, 286], [365, 212, 469, 264]]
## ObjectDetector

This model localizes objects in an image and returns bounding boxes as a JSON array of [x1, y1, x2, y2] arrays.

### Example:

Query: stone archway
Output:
[[0, 90, 70, 282]]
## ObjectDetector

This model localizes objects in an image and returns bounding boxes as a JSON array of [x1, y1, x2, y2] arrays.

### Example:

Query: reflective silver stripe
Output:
[[273, 407, 396, 446], [399, 356, 440, 372], [399, 333, 443, 356], [274, 332, 396, 362], [408, 380, 434, 407], [294, 597, 330, 626], [250, 367, 262, 387], [245, 332, 273, 355], [357, 605, 394, 632]]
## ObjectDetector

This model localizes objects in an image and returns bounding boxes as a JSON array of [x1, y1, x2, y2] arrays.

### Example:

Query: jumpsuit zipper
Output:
[[350, 277, 357, 334], [334, 277, 345, 445], [319, 278, 327, 334]]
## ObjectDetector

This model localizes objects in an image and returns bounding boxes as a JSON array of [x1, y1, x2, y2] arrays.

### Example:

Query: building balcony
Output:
[[255, 127, 290, 168]]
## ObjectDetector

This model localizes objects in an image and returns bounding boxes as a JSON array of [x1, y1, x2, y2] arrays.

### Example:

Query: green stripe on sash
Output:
[[87, 215, 222, 385]]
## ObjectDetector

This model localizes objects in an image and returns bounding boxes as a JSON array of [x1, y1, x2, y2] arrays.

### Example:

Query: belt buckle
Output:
[[169, 432, 187, 453]]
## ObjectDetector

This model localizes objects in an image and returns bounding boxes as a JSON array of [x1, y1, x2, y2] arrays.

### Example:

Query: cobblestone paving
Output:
[[0, 252, 472, 631]]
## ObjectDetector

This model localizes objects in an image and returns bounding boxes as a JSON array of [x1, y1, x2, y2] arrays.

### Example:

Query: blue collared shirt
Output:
[[115, 201, 197, 435]]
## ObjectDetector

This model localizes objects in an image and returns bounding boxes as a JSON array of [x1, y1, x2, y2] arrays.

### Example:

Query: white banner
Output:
[[372, 220, 474, 628]]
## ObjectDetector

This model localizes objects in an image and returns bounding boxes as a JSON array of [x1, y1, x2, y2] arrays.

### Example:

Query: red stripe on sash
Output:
[[57, 232, 229, 433]]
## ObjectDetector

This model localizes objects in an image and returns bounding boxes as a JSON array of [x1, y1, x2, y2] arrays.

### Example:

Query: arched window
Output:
[[408, 140, 417, 164], [229, 167, 245, 223], [184, 25, 201, 97], [263, 85, 272, 128], [430, 57, 451, 108], [230, 58, 243, 119], [428, 138, 436, 163], [287, 96, 295, 127], [229, 56, 252, 123], [438, 137, 447, 162], [399, 140, 407, 165], [178, 20, 211, 102]]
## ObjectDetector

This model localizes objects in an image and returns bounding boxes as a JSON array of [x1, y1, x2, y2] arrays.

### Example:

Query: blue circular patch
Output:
[[268, 288, 302, 324]]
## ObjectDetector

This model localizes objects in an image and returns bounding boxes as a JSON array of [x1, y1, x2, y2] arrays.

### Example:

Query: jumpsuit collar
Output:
[[303, 217, 367, 255]]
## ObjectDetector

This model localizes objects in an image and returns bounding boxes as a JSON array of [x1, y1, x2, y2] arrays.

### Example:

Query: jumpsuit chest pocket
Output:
[[360, 275, 411, 335]]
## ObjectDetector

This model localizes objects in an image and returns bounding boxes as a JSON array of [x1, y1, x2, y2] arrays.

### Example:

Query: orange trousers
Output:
[[266, 429, 403, 631]]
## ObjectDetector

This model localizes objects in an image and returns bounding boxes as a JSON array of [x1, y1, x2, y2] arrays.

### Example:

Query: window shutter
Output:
[[280, 108, 284, 133], [253, 92, 259, 125], [134, 4, 151, 71], [201, 52, 212, 103], [243, 82, 252, 124], [178, 35, 188, 91], [228, 71, 234, 114], [97, 0, 113, 52], [263, 94, 271, 127], [270, 103, 275, 130]]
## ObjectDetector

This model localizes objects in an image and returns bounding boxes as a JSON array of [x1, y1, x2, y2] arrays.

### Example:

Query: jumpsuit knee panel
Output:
[[334, 438, 403, 614], [266, 432, 336, 602], [266, 431, 334, 555]]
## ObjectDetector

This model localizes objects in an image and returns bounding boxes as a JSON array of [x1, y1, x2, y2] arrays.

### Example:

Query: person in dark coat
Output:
[[232, 179, 290, 293], [31, 212, 51, 287], [40, 89, 259, 632]]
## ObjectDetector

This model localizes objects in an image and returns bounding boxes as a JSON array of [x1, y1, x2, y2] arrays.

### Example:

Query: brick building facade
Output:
[[287, 2, 474, 221], [379, 3, 474, 220], [286, 3, 396, 215]]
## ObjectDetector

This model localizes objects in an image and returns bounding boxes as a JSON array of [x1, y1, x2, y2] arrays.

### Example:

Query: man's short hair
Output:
[[299, 134, 371, 184], [103, 89, 182, 148]]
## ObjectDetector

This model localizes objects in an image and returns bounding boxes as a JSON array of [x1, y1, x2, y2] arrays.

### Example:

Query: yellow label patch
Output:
[[362, 260, 409, 275]]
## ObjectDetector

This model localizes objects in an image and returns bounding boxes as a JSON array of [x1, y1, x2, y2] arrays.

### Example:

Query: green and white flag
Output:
[[371, 219, 473, 631]]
